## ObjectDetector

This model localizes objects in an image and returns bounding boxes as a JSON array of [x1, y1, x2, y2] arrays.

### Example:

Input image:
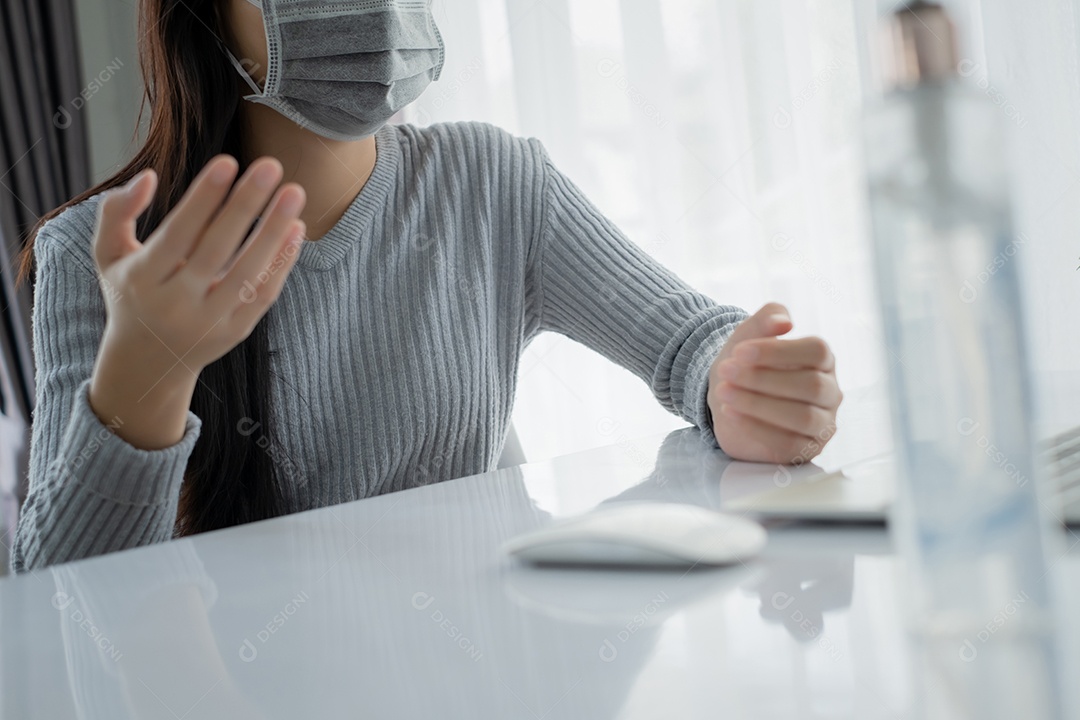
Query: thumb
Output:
[[732, 302, 793, 342], [94, 169, 157, 268]]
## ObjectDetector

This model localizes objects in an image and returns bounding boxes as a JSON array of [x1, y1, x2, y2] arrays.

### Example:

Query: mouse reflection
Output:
[[50, 462, 690, 720], [593, 427, 862, 647], [45, 427, 853, 720]]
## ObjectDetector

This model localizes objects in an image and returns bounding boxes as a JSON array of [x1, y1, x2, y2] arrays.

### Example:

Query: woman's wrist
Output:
[[88, 331, 202, 450]]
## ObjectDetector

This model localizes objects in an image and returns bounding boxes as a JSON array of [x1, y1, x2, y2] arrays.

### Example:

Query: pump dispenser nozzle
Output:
[[879, 1, 961, 91]]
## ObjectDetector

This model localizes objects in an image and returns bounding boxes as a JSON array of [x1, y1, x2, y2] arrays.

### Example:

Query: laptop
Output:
[[724, 427, 1080, 526]]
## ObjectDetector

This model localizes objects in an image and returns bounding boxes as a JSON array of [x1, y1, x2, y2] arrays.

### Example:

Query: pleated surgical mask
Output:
[[224, 0, 445, 141]]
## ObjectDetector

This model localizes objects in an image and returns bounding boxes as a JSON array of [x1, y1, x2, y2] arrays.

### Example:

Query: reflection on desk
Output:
[[2, 427, 1076, 719]]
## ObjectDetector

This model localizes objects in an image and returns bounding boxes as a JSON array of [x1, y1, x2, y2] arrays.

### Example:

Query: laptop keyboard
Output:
[[1040, 427, 1080, 521]]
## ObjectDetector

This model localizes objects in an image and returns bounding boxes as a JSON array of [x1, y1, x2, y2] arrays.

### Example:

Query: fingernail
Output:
[[769, 313, 791, 325], [279, 188, 304, 215], [735, 345, 759, 362], [125, 170, 147, 192], [209, 158, 236, 184], [253, 161, 281, 189]]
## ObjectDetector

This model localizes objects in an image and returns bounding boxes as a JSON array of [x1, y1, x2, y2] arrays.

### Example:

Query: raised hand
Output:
[[87, 155, 307, 449]]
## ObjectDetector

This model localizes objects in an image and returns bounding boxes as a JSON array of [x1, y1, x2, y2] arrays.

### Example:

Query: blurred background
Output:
[[3, 0, 1078, 478], [410, 0, 1080, 466]]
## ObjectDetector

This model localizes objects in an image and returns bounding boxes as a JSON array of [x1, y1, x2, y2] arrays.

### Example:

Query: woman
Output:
[[12, 0, 842, 571]]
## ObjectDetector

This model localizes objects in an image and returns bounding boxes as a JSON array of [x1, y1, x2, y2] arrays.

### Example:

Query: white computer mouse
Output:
[[502, 502, 767, 568]]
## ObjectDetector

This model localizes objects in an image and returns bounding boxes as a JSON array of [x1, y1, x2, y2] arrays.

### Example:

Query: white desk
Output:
[[1, 427, 1077, 719]]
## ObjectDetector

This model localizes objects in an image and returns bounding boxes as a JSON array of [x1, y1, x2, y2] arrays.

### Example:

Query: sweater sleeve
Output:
[[529, 139, 749, 448], [12, 222, 202, 573]]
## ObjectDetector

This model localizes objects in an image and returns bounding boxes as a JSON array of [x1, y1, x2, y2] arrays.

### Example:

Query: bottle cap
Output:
[[879, 1, 960, 91]]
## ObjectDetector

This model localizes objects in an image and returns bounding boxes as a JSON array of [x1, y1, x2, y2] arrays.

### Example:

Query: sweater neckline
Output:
[[294, 123, 400, 271]]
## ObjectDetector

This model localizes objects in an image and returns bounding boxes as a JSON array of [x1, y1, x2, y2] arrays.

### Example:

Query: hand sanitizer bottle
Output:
[[863, 3, 1064, 718]]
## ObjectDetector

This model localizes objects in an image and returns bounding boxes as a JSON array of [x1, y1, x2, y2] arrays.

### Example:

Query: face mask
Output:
[[224, 0, 445, 141]]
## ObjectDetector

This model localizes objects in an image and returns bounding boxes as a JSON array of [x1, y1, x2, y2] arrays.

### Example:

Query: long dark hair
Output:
[[17, 0, 286, 536]]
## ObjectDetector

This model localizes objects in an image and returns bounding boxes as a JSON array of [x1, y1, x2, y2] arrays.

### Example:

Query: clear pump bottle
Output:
[[863, 3, 1063, 718]]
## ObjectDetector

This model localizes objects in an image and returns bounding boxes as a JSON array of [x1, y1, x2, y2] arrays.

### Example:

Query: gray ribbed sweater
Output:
[[12, 121, 747, 572]]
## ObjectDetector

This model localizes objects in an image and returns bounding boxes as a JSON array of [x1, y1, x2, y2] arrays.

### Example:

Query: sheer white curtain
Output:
[[404, 0, 1080, 466]]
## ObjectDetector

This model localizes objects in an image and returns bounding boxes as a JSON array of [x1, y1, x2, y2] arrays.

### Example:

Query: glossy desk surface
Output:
[[2, 428, 1077, 719]]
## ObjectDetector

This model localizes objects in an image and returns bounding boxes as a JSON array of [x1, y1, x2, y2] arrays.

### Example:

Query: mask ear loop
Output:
[[218, 0, 266, 96], [210, 33, 263, 97], [222, 44, 265, 96]]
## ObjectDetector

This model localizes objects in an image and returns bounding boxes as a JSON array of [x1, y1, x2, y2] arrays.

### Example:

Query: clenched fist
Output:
[[708, 303, 842, 464]]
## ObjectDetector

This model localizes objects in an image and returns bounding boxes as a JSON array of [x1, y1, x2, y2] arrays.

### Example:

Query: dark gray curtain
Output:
[[0, 0, 92, 530]]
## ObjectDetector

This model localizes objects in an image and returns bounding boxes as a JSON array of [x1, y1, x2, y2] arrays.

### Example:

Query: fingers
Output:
[[715, 406, 823, 464], [714, 311, 840, 463], [714, 360, 843, 408], [210, 183, 306, 304], [735, 302, 793, 340], [733, 336, 835, 371], [227, 221, 305, 333], [713, 381, 837, 439], [186, 158, 285, 276], [94, 170, 158, 268], [142, 156, 239, 278]]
